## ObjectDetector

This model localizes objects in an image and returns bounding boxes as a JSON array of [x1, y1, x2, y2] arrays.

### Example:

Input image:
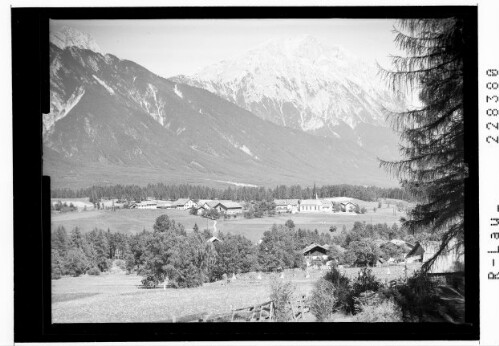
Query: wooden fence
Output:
[[155, 295, 310, 323]]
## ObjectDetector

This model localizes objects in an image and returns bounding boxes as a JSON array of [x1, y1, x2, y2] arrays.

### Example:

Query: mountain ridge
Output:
[[172, 35, 404, 160], [44, 28, 399, 189]]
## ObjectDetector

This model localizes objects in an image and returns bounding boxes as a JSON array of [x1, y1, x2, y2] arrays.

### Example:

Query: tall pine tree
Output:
[[380, 18, 468, 271]]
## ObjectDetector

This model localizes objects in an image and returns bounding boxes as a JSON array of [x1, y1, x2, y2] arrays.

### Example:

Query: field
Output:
[[51, 202, 408, 243], [52, 263, 421, 323]]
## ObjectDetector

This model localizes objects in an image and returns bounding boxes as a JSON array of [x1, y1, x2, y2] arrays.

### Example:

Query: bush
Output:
[[114, 259, 127, 271], [350, 268, 382, 314], [310, 278, 336, 321], [384, 270, 463, 322], [87, 267, 101, 276], [96, 258, 114, 272], [269, 275, 296, 321], [353, 299, 403, 322], [352, 268, 381, 295], [125, 253, 136, 273], [323, 267, 352, 313], [394, 271, 440, 321], [141, 275, 159, 288]]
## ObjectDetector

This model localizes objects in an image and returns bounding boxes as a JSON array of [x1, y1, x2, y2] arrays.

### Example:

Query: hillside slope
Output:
[[44, 29, 397, 188]]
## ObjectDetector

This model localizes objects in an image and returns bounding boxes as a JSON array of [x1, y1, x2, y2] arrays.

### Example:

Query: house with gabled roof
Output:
[[340, 201, 357, 212], [302, 243, 330, 266], [214, 200, 243, 215], [172, 198, 196, 210], [274, 199, 300, 214]]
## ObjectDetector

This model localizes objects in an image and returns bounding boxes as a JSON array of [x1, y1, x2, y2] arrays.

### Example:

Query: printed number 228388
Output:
[[486, 69, 499, 144]]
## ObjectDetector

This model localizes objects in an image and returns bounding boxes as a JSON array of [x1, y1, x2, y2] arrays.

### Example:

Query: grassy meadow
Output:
[[52, 263, 421, 323], [51, 199, 408, 243]]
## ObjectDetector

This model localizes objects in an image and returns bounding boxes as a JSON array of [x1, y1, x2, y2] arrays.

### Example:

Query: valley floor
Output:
[[51, 204, 406, 243], [52, 263, 421, 323]]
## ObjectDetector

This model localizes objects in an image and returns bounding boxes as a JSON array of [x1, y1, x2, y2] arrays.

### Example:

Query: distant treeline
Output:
[[51, 183, 412, 203]]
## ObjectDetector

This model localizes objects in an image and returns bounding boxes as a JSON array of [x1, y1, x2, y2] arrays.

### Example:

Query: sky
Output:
[[50, 19, 403, 79]]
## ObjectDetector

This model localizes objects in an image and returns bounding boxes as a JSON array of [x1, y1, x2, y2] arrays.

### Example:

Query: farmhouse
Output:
[[274, 199, 299, 213], [192, 200, 220, 215], [320, 200, 333, 213], [196, 200, 212, 208], [133, 200, 158, 209], [340, 201, 357, 212], [302, 243, 330, 266], [156, 200, 174, 209], [203, 201, 220, 209], [172, 198, 196, 210], [214, 201, 243, 215]]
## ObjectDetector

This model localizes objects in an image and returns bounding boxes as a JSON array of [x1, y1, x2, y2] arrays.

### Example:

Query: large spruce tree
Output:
[[380, 18, 468, 271]]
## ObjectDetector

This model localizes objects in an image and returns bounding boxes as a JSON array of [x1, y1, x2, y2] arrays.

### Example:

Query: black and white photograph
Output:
[[8, 3, 491, 344], [44, 16, 470, 324]]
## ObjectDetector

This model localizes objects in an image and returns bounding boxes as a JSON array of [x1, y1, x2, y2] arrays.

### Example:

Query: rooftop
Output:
[[274, 199, 300, 206], [300, 199, 322, 206], [302, 243, 330, 254], [173, 198, 192, 205], [216, 200, 243, 209]]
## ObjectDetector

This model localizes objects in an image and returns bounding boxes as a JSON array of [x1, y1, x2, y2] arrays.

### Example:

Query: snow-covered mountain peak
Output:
[[50, 26, 103, 54], [247, 35, 356, 64], [175, 34, 405, 147]]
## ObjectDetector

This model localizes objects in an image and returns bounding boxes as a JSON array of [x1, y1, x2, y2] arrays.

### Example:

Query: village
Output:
[[52, 196, 366, 215], [37, 13, 471, 331], [50, 188, 465, 324], [50, 193, 462, 277]]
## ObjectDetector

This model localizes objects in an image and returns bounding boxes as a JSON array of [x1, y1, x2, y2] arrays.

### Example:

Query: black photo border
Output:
[[12, 5, 479, 343]]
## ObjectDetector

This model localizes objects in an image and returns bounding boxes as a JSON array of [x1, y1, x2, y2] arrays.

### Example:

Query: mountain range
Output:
[[173, 35, 404, 159], [43, 27, 402, 189]]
